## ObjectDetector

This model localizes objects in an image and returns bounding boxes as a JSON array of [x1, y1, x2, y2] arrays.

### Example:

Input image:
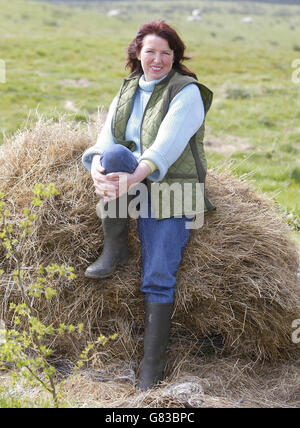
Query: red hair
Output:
[[126, 20, 197, 80]]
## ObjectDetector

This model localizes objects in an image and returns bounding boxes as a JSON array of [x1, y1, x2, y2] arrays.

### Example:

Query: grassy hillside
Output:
[[0, 0, 299, 234]]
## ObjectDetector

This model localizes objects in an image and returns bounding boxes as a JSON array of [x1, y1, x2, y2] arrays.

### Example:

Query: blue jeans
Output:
[[100, 144, 191, 303]]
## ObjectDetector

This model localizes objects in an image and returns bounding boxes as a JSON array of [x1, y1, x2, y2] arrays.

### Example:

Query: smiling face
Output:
[[137, 34, 174, 81]]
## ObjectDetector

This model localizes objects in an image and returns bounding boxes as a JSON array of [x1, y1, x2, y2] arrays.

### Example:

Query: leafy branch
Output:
[[0, 184, 116, 407]]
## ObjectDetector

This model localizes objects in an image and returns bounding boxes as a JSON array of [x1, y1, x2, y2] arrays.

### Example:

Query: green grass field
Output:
[[0, 0, 300, 238]]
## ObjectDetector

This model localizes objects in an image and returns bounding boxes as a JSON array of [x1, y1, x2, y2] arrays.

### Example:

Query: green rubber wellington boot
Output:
[[137, 302, 174, 391], [85, 196, 130, 279], [84, 216, 129, 279]]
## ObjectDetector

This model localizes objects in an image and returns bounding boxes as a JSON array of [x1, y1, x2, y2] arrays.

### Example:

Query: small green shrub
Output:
[[0, 184, 116, 407]]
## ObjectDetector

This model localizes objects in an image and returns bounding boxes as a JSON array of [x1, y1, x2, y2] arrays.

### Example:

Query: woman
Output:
[[82, 20, 215, 390]]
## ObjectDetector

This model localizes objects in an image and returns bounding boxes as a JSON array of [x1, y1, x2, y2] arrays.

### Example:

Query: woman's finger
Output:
[[93, 179, 119, 194], [105, 172, 121, 181], [93, 174, 119, 188], [95, 188, 118, 201]]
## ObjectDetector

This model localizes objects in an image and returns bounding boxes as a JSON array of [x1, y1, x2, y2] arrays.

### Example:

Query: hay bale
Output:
[[0, 117, 299, 364], [56, 357, 300, 407]]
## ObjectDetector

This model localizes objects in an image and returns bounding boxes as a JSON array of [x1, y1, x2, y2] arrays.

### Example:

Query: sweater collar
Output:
[[138, 73, 169, 92]]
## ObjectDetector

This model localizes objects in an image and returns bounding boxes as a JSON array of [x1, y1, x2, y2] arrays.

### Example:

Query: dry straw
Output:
[[0, 116, 299, 406]]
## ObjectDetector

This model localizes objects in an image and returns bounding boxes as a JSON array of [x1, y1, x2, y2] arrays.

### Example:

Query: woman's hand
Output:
[[99, 171, 136, 201], [91, 155, 119, 200], [91, 156, 152, 202]]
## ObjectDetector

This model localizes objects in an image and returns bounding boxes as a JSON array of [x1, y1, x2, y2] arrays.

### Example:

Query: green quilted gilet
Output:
[[112, 69, 215, 219]]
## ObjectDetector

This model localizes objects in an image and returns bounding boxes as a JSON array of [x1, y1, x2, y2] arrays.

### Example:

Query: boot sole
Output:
[[84, 258, 129, 279], [84, 271, 114, 279]]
